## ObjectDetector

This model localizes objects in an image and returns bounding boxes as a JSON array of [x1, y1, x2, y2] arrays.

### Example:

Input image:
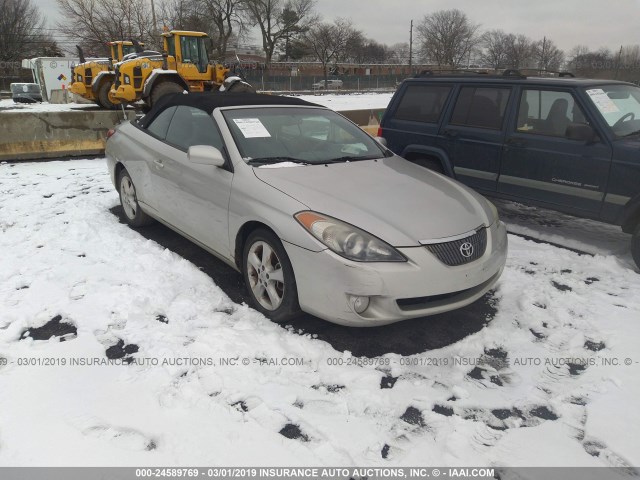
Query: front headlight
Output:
[[124, 74, 131, 85], [295, 211, 406, 262]]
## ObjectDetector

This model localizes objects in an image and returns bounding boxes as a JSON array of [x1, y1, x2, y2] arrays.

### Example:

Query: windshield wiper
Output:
[[322, 155, 380, 164], [246, 156, 311, 166]]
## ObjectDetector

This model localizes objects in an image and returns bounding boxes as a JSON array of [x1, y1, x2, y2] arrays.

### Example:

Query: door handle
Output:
[[154, 159, 164, 168]]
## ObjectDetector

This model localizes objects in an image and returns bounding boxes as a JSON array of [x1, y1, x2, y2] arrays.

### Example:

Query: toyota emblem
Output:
[[460, 242, 474, 258]]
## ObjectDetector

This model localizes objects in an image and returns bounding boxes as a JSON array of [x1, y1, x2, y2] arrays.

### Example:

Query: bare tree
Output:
[[242, 0, 317, 73], [480, 29, 509, 69], [57, 0, 155, 55], [415, 9, 480, 67], [386, 42, 410, 65], [0, 0, 46, 61], [504, 34, 534, 69], [532, 37, 564, 71], [304, 18, 354, 85], [201, 0, 246, 62]]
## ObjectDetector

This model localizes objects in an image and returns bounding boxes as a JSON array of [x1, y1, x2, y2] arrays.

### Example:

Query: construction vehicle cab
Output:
[[109, 30, 253, 107], [70, 41, 144, 109]]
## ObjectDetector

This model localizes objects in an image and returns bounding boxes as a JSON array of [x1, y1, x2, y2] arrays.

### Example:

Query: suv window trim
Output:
[[510, 85, 605, 143], [392, 83, 454, 125], [445, 84, 513, 132]]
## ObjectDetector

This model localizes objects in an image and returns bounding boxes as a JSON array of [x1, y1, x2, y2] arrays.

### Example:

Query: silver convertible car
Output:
[[106, 93, 507, 326]]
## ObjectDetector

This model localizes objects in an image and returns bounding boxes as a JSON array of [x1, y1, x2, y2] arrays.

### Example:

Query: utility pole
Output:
[[615, 45, 623, 79], [409, 20, 413, 73], [150, 0, 159, 39]]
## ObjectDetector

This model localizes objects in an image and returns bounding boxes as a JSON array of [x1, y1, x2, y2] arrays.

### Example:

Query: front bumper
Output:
[[284, 221, 508, 326], [110, 84, 137, 103], [69, 82, 88, 97]]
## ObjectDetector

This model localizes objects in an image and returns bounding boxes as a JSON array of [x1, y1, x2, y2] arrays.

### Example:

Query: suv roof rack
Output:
[[503, 68, 575, 78], [414, 68, 576, 80], [415, 69, 490, 78]]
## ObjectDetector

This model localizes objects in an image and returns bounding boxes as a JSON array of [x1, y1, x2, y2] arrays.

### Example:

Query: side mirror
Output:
[[188, 145, 225, 167], [566, 123, 596, 142], [375, 136, 388, 147]]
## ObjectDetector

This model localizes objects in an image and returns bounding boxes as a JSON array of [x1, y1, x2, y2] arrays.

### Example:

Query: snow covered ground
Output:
[[0, 99, 97, 113], [0, 159, 639, 469]]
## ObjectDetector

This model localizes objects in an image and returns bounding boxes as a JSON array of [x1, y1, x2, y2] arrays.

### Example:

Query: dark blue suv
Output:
[[379, 71, 640, 268]]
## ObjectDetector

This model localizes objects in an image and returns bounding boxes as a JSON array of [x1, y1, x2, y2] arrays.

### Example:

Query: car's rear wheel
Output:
[[632, 224, 640, 269], [243, 229, 300, 322], [118, 169, 154, 227]]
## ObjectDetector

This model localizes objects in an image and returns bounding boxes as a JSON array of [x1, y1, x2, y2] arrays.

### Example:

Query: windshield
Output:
[[585, 84, 640, 137], [121, 44, 136, 57], [223, 107, 389, 165]]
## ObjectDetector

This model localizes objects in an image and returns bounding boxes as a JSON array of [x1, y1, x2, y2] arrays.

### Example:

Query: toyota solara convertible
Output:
[[106, 93, 507, 326]]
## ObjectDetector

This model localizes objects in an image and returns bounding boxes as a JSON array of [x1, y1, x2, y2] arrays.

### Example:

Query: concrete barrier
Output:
[[0, 110, 136, 161], [0, 107, 385, 162]]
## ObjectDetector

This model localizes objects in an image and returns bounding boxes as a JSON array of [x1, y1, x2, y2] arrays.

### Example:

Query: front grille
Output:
[[84, 67, 92, 85], [114, 65, 121, 89], [133, 66, 143, 89], [425, 227, 487, 266]]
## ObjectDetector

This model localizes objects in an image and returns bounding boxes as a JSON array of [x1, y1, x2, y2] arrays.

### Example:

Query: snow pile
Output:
[[0, 99, 98, 113], [287, 93, 392, 111], [0, 159, 638, 469]]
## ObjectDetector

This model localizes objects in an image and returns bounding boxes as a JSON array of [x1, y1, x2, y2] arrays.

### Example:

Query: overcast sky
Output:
[[39, 0, 640, 53]]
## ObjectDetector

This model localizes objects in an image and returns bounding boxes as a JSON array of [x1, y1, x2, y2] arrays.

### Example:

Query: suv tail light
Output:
[[106, 128, 116, 139], [377, 126, 383, 137]]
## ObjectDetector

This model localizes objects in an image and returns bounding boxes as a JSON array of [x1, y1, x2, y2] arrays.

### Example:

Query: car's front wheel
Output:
[[242, 229, 300, 322], [118, 169, 154, 227], [632, 224, 640, 269]]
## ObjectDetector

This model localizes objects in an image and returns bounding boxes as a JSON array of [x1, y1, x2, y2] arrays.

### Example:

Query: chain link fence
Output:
[[242, 73, 404, 93]]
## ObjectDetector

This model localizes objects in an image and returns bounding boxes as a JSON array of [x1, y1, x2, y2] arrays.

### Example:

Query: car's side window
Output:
[[450, 86, 510, 130], [394, 85, 452, 123], [516, 89, 589, 138], [146, 106, 177, 140], [165, 106, 224, 151]]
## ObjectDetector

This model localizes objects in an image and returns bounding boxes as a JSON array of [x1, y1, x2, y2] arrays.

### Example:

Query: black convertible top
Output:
[[138, 92, 321, 128]]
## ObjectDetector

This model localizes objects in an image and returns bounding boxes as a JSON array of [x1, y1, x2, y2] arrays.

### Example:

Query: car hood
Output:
[[252, 156, 494, 246]]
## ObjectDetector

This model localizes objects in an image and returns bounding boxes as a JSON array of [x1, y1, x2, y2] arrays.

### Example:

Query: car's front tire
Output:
[[632, 224, 640, 269], [118, 169, 154, 227], [242, 229, 300, 322]]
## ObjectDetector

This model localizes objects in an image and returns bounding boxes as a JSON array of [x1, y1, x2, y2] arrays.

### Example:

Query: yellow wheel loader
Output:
[[69, 41, 152, 108], [108, 30, 254, 108]]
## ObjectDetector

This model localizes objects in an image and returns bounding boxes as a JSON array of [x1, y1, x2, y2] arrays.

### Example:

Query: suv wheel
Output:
[[632, 225, 640, 269], [410, 157, 444, 174]]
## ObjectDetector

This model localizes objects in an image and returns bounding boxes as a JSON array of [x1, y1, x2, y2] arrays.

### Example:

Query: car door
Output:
[[441, 85, 513, 192], [128, 106, 177, 212], [498, 87, 613, 215], [150, 105, 234, 257]]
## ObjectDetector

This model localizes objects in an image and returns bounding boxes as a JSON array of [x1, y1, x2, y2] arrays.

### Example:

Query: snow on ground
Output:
[[0, 159, 639, 469], [0, 99, 97, 113], [290, 93, 393, 111]]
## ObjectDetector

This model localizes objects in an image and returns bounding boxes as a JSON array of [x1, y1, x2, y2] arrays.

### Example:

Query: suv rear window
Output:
[[450, 86, 510, 130], [394, 84, 452, 123]]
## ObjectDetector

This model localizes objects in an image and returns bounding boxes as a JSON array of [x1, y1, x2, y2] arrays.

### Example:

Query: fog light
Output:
[[350, 295, 370, 314]]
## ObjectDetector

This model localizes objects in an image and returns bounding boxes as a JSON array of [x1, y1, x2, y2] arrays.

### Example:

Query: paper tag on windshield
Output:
[[586, 89, 620, 114], [233, 118, 271, 138]]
